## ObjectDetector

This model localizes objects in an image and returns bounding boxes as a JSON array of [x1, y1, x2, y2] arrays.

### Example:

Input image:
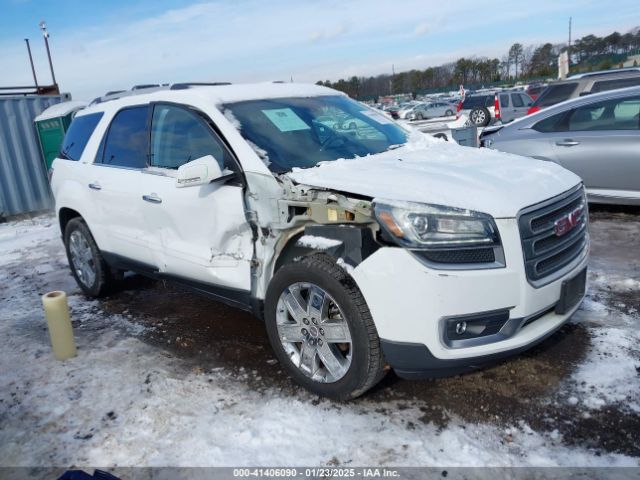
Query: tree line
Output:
[[316, 26, 640, 99]]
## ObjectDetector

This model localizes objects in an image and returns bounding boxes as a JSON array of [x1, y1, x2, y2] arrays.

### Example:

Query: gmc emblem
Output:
[[554, 206, 584, 237]]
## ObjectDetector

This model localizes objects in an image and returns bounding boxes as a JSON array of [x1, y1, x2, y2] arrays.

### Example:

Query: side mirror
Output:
[[175, 155, 224, 188]]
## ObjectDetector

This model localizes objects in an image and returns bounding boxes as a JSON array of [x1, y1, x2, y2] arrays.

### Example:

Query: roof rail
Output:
[[170, 82, 232, 90], [568, 67, 640, 79], [132, 83, 163, 90], [89, 85, 170, 105]]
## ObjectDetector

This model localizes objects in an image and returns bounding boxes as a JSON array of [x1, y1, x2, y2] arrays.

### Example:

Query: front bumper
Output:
[[350, 218, 588, 378]]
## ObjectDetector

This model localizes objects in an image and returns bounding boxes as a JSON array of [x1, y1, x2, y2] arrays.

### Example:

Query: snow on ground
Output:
[[0, 214, 639, 468]]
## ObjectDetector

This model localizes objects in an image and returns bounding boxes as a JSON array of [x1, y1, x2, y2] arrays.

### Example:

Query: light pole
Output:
[[24, 38, 39, 90], [39, 21, 58, 89]]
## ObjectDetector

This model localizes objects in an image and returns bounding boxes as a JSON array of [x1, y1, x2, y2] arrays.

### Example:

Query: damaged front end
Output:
[[243, 172, 380, 302]]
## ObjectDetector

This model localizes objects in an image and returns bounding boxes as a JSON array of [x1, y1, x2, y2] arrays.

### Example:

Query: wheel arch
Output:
[[58, 207, 83, 235], [272, 224, 379, 274]]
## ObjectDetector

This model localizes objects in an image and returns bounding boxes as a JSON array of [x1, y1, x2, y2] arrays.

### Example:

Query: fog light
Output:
[[444, 309, 510, 348], [455, 321, 467, 335]]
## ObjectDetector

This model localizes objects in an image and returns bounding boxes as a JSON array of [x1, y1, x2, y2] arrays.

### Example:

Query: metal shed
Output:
[[0, 93, 71, 218]]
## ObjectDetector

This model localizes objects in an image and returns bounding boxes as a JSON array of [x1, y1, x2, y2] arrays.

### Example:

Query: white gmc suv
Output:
[[51, 82, 588, 399]]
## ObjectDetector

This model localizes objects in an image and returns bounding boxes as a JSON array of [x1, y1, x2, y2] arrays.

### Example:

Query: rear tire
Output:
[[63, 218, 116, 297], [445, 109, 454, 116], [264, 254, 386, 400]]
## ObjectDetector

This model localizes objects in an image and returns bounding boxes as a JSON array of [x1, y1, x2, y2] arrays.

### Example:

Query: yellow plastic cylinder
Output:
[[42, 291, 77, 361]]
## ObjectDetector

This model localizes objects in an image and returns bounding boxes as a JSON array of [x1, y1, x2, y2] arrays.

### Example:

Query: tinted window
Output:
[[533, 83, 578, 108], [150, 105, 233, 170], [60, 113, 103, 161], [590, 77, 640, 93], [567, 95, 640, 131], [512, 94, 524, 108], [499, 94, 509, 108], [532, 112, 568, 133], [101, 106, 149, 168], [462, 95, 492, 109]]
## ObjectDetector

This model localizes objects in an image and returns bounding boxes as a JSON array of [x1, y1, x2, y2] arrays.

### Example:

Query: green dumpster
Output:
[[34, 101, 87, 170]]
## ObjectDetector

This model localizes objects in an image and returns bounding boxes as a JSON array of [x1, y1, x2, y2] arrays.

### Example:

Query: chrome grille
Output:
[[518, 185, 588, 284]]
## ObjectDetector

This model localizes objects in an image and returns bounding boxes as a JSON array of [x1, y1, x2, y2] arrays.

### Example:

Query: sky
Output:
[[1, 0, 639, 101]]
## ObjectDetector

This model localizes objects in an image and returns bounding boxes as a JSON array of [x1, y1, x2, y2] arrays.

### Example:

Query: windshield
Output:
[[223, 95, 408, 172]]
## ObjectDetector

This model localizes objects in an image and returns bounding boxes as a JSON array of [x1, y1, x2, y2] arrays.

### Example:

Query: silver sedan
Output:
[[407, 102, 456, 120], [481, 86, 640, 205]]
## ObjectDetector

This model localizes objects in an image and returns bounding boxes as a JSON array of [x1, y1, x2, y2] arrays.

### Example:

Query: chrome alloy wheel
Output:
[[69, 230, 96, 287], [276, 282, 352, 383]]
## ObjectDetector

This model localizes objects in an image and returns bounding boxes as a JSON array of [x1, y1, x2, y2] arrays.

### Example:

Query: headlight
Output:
[[374, 200, 500, 250]]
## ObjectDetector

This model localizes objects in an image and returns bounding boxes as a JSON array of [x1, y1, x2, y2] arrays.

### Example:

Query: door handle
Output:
[[88, 182, 101, 190], [555, 140, 580, 147], [142, 193, 162, 204]]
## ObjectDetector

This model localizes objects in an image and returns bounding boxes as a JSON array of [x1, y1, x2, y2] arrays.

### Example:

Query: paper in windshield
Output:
[[262, 108, 311, 132]]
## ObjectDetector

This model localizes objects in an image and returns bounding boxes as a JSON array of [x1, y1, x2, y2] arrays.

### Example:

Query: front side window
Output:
[[532, 112, 567, 133], [61, 112, 103, 161], [101, 106, 149, 168], [223, 95, 408, 172], [567, 95, 640, 131], [590, 77, 640, 93], [150, 105, 232, 170]]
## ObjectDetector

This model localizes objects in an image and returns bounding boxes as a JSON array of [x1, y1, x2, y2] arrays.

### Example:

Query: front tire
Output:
[[265, 254, 386, 400], [63, 218, 115, 297]]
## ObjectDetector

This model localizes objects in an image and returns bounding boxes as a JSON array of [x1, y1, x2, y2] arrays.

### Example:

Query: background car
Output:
[[396, 101, 420, 119], [481, 86, 640, 205], [459, 91, 533, 126], [525, 83, 547, 100], [407, 102, 456, 120], [528, 67, 640, 115]]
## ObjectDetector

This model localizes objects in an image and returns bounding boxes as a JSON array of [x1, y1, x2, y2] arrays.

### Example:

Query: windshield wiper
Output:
[[386, 144, 404, 151]]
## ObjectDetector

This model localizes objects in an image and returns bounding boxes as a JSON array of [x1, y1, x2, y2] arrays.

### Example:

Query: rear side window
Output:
[[60, 113, 103, 161], [590, 76, 640, 93], [499, 94, 509, 108], [533, 83, 578, 108], [512, 94, 524, 108], [101, 106, 149, 168]]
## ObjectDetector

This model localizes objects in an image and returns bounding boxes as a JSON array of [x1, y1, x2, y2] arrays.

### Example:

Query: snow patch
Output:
[[297, 235, 342, 250], [246, 139, 271, 166], [336, 258, 355, 275], [222, 108, 241, 129]]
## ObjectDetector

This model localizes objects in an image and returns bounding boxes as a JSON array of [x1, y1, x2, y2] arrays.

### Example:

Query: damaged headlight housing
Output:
[[373, 200, 501, 250]]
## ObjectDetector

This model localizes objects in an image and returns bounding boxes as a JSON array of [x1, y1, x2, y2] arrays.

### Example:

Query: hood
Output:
[[287, 137, 581, 218]]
